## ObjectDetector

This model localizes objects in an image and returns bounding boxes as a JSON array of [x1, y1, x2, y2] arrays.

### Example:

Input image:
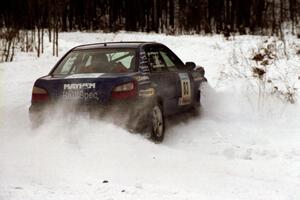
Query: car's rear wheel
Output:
[[150, 103, 165, 143]]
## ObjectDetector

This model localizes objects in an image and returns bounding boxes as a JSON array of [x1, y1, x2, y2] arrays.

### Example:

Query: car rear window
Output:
[[53, 48, 137, 75]]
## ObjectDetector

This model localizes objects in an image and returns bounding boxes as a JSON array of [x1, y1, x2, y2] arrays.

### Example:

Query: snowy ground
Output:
[[0, 32, 300, 200]]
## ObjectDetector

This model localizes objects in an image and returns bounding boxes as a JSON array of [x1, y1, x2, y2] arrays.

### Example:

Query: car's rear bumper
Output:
[[29, 97, 153, 129]]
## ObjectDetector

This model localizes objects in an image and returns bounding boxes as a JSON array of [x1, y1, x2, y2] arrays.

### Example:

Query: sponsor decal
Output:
[[139, 88, 155, 97], [64, 83, 96, 90], [140, 60, 148, 65], [139, 65, 150, 71], [135, 75, 150, 82], [63, 90, 99, 101], [147, 52, 164, 68], [65, 73, 103, 79], [63, 82, 99, 101], [178, 73, 192, 105], [139, 51, 150, 73]]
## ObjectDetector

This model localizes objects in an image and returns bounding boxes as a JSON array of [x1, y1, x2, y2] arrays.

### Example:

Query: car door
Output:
[[144, 45, 181, 116], [158, 46, 195, 112]]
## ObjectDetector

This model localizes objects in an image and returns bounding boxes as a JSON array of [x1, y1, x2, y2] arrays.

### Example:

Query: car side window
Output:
[[55, 52, 81, 74], [159, 50, 178, 72], [108, 52, 135, 69], [159, 48, 185, 71], [146, 50, 167, 72], [61, 55, 77, 74], [160, 51, 175, 67]]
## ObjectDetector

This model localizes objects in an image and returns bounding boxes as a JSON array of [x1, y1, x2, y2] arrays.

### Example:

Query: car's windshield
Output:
[[53, 48, 136, 75]]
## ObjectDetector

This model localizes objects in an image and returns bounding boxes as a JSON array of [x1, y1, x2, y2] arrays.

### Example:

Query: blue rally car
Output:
[[30, 42, 206, 142]]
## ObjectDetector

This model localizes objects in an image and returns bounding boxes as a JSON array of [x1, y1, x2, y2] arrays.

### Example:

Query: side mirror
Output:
[[185, 62, 196, 71], [195, 66, 205, 76]]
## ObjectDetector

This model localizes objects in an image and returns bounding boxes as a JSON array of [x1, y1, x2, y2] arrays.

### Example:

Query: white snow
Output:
[[0, 32, 300, 200]]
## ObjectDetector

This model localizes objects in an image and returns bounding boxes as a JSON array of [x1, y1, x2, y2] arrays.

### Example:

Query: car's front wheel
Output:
[[150, 103, 165, 143]]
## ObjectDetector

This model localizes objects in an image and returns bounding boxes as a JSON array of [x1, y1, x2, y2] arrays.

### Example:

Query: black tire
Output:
[[150, 102, 165, 143], [191, 89, 201, 115], [191, 105, 201, 117]]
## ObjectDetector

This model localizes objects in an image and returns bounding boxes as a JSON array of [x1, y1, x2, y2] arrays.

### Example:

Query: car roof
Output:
[[73, 41, 159, 50]]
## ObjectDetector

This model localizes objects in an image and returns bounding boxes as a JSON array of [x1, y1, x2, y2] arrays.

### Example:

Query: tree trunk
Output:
[[49, 27, 52, 43], [55, 25, 58, 57], [26, 31, 29, 52], [52, 28, 55, 56], [10, 37, 15, 62], [37, 27, 40, 57], [5, 39, 12, 62], [41, 28, 44, 54]]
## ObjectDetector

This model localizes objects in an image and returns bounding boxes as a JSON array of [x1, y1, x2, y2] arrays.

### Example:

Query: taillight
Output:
[[31, 86, 49, 103], [111, 82, 137, 99]]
